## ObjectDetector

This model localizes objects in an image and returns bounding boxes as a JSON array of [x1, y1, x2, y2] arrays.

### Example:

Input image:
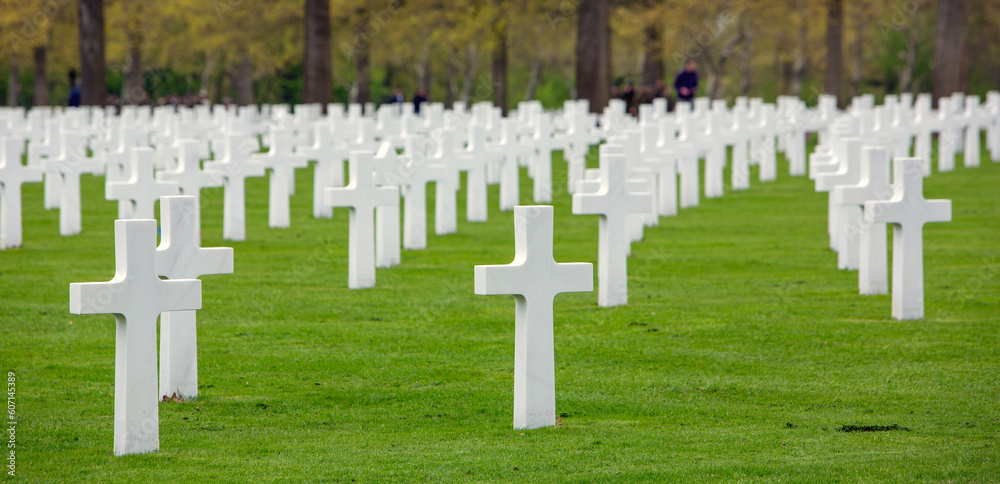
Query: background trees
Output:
[[0, 0, 994, 109]]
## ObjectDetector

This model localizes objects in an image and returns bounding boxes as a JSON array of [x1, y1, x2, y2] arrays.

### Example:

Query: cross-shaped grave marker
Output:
[[561, 114, 592, 195], [833, 146, 893, 295], [253, 128, 309, 228], [156, 139, 223, 197], [324, 151, 399, 288], [400, 136, 459, 250], [298, 122, 347, 219], [492, 119, 528, 211], [106, 147, 180, 219], [526, 114, 561, 203], [431, 128, 462, 235], [373, 142, 403, 268], [572, 145, 653, 307], [815, 137, 863, 265], [70, 219, 202, 455], [475, 205, 592, 429], [865, 157, 951, 320], [42, 132, 102, 236], [33, 121, 63, 209], [457, 124, 502, 223], [156, 196, 233, 400], [204, 133, 267, 241], [0, 137, 42, 249], [639, 124, 678, 217]]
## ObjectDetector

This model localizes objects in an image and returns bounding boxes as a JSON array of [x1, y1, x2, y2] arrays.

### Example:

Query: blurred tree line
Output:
[[0, 0, 996, 110]]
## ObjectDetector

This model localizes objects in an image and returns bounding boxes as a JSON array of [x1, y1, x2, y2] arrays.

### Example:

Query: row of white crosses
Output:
[[69, 195, 232, 455], [0, 93, 833, 251], [812, 116, 954, 320]]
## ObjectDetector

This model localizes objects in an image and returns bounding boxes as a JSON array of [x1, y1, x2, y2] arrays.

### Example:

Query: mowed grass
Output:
[[2, 140, 999, 482]]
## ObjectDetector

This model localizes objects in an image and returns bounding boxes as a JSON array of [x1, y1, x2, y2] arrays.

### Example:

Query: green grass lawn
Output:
[[3, 142, 999, 482]]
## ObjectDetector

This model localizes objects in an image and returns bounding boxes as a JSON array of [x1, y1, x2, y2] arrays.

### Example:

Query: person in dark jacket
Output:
[[67, 70, 81, 107], [413, 89, 427, 113], [621, 82, 636, 115], [673, 59, 699, 104]]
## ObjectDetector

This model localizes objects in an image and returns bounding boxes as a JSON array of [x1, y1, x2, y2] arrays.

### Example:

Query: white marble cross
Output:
[[0, 137, 42, 249], [865, 157, 951, 320], [639, 124, 678, 218], [676, 145, 700, 209], [34, 121, 64, 209], [297, 122, 347, 219], [104, 125, 138, 184], [156, 139, 223, 197], [253, 128, 308, 228], [816, 137, 863, 265], [963, 96, 982, 168], [832, 146, 893, 295], [400, 137, 458, 250], [204, 133, 267, 241], [324, 151, 399, 289], [526, 115, 561, 203], [42, 132, 101, 236], [492, 119, 527, 211], [572, 145, 653, 307], [457, 124, 502, 223], [106, 148, 180, 219], [431, 128, 461, 235], [70, 219, 202, 456], [702, 108, 727, 198], [561, 114, 591, 194], [373, 142, 403, 268], [156, 196, 233, 400], [576, 168, 650, 257], [474, 205, 592, 429]]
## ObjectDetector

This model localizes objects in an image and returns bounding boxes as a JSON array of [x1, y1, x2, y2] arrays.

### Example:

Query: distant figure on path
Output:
[[621, 82, 636, 115], [673, 59, 699, 104], [389, 87, 404, 104], [413, 89, 427, 114], [67, 70, 81, 107]]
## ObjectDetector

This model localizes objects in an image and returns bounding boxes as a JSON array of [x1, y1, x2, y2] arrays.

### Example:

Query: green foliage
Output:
[[2, 0, 999, 107], [534, 74, 572, 110], [4, 143, 999, 481]]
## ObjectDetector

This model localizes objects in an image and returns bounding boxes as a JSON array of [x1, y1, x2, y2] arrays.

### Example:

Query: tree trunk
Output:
[[33, 46, 48, 106], [848, 0, 867, 98], [525, 57, 541, 101], [706, 57, 725, 100], [122, 42, 143, 104], [200, 54, 215, 98], [7, 60, 19, 107], [78, 0, 106, 106], [418, 41, 432, 95], [641, 23, 664, 85], [825, 0, 843, 107], [303, 0, 332, 106], [932, 0, 969, 104], [576, 0, 611, 113], [460, 45, 477, 103], [739, 23, 752, 97], [445, 50, 458, 107], [792, 2, 809, 97], [353, 43, 370, 106], [236, 55, 253, 106], [491, 9, 508, 115], [897, 6, 920, 94], [351, 8, 371, 106]]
